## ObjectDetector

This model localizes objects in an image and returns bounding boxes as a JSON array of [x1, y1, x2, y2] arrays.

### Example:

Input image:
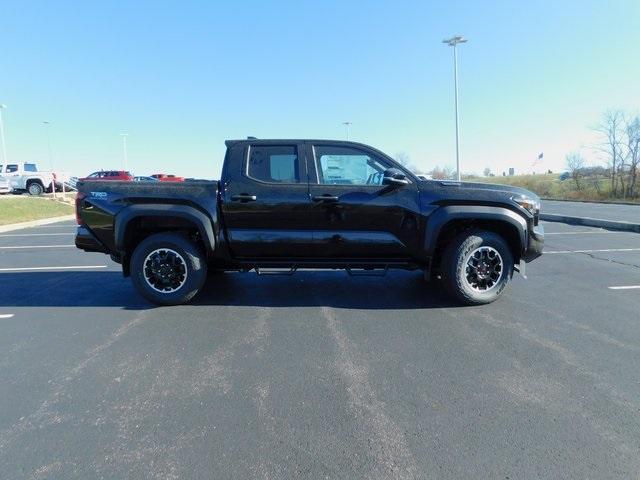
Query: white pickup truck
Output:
[[0, 162, 63, 195]]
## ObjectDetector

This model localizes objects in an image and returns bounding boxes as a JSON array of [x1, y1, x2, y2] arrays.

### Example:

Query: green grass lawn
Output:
[[0, 197, 74, 225]]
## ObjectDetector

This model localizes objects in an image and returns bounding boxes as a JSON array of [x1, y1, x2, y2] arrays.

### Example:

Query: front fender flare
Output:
[[424, 205, 528, 258]]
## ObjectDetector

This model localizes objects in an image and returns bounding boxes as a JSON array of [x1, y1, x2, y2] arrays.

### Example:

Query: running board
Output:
[[254, 267, 298, 276], [345, 266, 389, 277]]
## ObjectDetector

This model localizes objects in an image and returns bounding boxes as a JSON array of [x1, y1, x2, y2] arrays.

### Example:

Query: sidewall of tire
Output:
[[442, 230, 514, 305], [28, 182, 44, 196], [130, 233, 207, 305]]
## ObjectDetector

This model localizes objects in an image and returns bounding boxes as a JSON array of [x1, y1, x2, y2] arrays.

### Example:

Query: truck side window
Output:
[[6, 164, 18, 173], [314, 146, 389, 186], [24, 163, 38, 172], [247, 145, 299, 183]]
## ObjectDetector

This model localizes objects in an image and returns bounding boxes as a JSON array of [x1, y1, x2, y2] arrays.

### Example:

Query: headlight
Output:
[[512, 194, 540, 215]]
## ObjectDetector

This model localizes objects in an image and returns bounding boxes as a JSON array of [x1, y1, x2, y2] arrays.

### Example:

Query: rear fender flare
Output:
[[115, 204, 216, 255]]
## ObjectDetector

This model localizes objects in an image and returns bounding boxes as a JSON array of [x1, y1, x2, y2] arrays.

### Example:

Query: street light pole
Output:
[[342, 122, 352, 141], [443, 35, 468, 181], [0, 104, 8, 165], [120, 133, 129, 171], [43, 121, 57, 198]]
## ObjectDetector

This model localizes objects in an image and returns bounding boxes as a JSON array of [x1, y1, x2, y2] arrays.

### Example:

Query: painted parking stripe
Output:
[[0, 314, 14, 319], [608, 285, 640, 290], [545, 248, 640, 254], [0, 245, 75, 250], [0, 265, 107, 272], [0, 233, 72, 237], [545, 231, 629, 235]]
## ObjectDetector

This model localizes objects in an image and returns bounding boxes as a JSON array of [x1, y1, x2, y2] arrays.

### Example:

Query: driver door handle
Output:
[[313, 194, 339, 203], [231, 193, 257, 202]]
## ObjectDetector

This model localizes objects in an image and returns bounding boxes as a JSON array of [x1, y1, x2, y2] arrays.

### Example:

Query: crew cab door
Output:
[[220, 142, 313, 257], [306, 142, 422, 259]]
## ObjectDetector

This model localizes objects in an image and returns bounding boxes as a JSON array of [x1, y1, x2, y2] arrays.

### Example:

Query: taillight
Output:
[[75, 192, 86, 224]]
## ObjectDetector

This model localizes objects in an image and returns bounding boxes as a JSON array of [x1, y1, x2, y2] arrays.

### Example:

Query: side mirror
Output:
[[382, 168, 409, 186]]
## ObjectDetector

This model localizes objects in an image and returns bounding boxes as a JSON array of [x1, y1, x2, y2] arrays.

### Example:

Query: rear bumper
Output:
[[75, 225, 109, 253], [523, 224, 544, 262]]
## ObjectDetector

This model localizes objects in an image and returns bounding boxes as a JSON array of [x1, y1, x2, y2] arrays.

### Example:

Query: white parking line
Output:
[[0, 314, 14, 319], [545, 248, 640, 254], [545, 231, 627, 235], [608, 285, 640, 290], [0, 265, 107, 272], [0, 245, 75, 250]]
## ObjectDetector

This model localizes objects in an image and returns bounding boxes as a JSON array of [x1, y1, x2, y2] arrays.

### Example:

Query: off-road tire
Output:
[[441, 230, 513, 305], [130, 232, 207, 306]]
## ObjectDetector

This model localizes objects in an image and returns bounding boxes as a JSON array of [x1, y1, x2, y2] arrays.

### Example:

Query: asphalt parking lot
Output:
[[1, 220, 639, 479]]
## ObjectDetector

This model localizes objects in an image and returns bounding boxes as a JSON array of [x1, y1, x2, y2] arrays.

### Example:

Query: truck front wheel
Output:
[[441, 230, 513, 305], [130, 232, 207, 306]]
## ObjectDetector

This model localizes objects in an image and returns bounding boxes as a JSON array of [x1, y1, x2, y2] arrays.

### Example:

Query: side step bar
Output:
[[253, 265, 391, 277]]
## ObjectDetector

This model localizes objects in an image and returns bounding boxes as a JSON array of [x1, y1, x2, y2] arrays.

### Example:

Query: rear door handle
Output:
[[231, 193, 257, 202], [313, 195, 339, 203]]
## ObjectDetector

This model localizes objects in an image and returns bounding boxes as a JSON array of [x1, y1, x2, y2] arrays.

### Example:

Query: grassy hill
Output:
[[466, 173, 636, 202]]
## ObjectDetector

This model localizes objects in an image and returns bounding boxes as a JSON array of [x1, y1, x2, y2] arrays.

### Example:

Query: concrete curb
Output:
[[542, 198, 640, 206], [540, 213, 640, 233], [0, 215, 75, 233]]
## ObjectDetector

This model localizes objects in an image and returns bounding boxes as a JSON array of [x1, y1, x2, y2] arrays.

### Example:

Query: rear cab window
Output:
[[246, 145, 300, 183]]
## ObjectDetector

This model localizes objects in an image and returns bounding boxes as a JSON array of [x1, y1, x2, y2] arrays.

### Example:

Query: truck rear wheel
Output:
[[27, 182, 44, 196], [130, 232, 207, 306], [441, 230, 513, 305]]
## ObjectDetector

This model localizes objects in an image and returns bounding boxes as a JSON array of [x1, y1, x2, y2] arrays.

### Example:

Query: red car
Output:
[[81, 170, 133, 181], [151, 173, 185, 182]]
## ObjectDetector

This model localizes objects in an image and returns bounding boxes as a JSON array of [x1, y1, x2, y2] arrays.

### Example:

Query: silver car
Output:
[[0, 176, 11, 194]]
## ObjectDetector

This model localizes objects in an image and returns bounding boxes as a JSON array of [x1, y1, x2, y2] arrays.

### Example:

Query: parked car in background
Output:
[[81, 170, 133, 182], [0, 175, 12, 194], [133, 176, 159, 182], [151, 173, 185, 182], [0, 162, 54, 195]]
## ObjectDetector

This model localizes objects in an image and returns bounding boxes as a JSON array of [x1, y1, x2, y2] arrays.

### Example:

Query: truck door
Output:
[[305, 142, 422, 259], [220, 142, 314, 258]]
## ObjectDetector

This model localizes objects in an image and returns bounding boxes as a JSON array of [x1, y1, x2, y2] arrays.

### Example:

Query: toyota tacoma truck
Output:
[[75, 139, 544, 306]]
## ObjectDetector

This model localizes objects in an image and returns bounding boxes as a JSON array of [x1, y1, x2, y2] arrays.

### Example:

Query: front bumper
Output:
[[75, 225, 109, 253], [523, 224, 544, 262]]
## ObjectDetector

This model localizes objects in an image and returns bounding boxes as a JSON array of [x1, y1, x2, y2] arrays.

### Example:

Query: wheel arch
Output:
[[425, 205, 527, 265], [115, 204, 216, 275]]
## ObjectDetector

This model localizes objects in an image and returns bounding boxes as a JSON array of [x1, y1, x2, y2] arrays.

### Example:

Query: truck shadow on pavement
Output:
[[0, 270, 459, 310]]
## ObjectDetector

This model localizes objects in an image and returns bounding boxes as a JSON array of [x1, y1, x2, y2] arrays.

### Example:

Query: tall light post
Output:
[[43, 121, 56, 197], [0, 104, 8, 165], [120, 133, 129, 170], [342, 122, 352, 141], [442, 35, 467, 181]]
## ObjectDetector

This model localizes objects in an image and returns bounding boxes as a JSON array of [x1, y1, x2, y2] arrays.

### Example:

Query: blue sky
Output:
[[1, 0, 639, 178]]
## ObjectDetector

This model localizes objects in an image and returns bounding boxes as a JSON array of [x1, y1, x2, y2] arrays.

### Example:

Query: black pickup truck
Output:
[[75, 139, 544, 306]]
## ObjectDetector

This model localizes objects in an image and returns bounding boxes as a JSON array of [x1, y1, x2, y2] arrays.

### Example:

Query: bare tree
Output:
[[428, 165, 455, 180], [394, 151, 425, 175], [565, 152, 585, 190], [594, 110, 625, 197], [623, 114, 640, 198]]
